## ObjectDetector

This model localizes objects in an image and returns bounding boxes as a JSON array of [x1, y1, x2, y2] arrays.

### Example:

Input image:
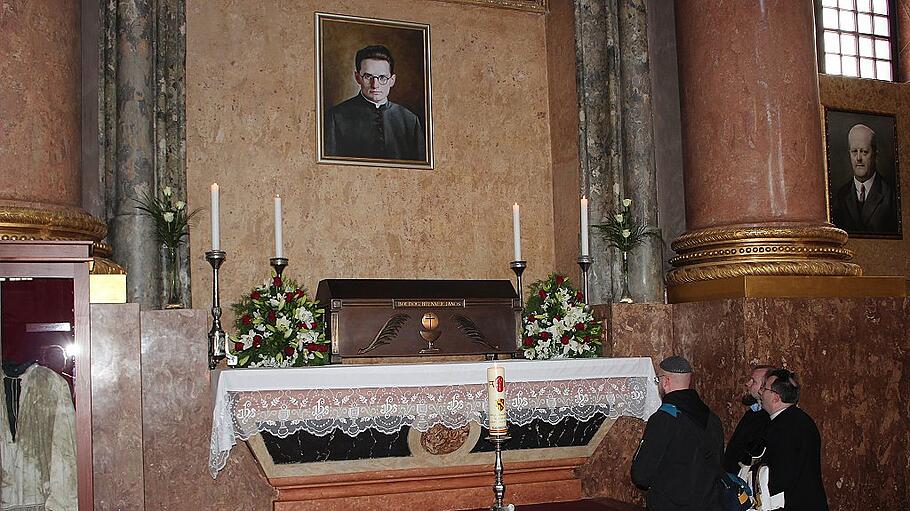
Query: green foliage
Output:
[[591, 199, 659, 252], [133, 186, 200, 249]]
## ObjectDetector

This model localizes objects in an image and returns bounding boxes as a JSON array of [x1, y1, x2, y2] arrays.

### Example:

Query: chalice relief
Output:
[[419, 312, 441, 353]]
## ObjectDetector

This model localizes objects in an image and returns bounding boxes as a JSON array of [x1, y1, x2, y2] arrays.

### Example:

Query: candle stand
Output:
[[576, 255, 592, 304], [270, 257, 289, 278], [205, 250, 229, 369], [509, 260, 527, 309], [486, 435, 514, 511]]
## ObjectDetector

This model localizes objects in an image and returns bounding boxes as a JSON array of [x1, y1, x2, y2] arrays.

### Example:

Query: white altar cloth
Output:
[[209, 357, 660, 477]]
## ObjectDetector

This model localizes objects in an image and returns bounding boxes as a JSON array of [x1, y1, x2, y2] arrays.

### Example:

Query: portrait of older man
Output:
[[827, 112, 901, 237]]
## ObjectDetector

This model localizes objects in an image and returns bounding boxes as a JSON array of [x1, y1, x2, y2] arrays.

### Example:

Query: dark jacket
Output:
[[830, 174, 898, 234], [761, 406, 829, 511], [723, 404, 770, 474], [324, 93, 425, 161], [631, 389, 724, 511]]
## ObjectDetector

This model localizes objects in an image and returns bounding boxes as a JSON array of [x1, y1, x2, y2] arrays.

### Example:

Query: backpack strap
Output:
[[659, 403, 679, 417]]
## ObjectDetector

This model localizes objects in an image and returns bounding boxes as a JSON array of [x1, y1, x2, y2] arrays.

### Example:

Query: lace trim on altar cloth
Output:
[[209, 376, 651, 477]]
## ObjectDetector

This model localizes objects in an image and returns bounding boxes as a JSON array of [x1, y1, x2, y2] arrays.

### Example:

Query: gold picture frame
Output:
[[316, 12, 434, 169]]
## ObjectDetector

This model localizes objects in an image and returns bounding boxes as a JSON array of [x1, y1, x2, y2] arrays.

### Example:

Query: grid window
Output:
[[818, 0, 896, 81]]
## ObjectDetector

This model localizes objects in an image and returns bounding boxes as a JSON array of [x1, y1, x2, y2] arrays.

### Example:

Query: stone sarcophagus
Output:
[[315, 279, 520, 361]]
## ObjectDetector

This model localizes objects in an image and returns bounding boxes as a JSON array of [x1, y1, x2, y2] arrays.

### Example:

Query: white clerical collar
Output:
[[361, 93, 388, 108], [854, 173, 876, 199], [769, 404, 792, 420]]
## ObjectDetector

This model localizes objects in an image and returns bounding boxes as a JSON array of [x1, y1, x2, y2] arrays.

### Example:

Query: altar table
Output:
[[209, 357, 660, 478]]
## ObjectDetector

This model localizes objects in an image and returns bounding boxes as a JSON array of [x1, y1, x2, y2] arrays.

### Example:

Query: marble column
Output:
[[668, 0, 860, 288], [109, 0, 160, 308], [574, 0, 663, 304], [0, 0, 107, 247]]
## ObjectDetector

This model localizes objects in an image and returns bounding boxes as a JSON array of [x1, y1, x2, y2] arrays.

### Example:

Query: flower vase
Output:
[[619, 251, 633, 304], [164, 245, 183, 309]]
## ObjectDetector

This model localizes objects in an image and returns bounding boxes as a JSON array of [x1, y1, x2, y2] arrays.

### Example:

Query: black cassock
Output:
[[325, 94, 425, 161]]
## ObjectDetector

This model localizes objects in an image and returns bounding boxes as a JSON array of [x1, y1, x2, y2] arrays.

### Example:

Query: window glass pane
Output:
[[838, 0, 854, 8], [841, 33, 858, 55], [826, 53, 843, 74], [840, 10, 857, 30], [822, 0, 838, 5], [873, 15, 889, 36], [824, 31, 841, 52], [875, 38, 891, 59], [860, 58, 876, 77], [842, 56, 859, 76], [858, 36, 874, 56], [876, 60, 892, 80], [856, 0, 872, 11], [872, 0, 888, 14], [857, 13, 873, 32], [823, 8, 840, 28]]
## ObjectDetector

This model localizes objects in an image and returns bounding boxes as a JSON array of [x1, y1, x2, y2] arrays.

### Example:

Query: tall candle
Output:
[[512, 203, 521, 261], [210, 183, 220, 251], [487, 365, 507, 435], [580, 196, 589, 256], [274, 194, 283, 258]]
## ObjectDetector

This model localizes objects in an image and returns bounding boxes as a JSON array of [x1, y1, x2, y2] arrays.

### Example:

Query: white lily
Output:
[[614, 214, 624, 223], [622, 229, 631, 238], [623, 198, 632, 207], [175, 201, 185, 210], [163, 186, 172, 197], [163, 212, 175, 223]]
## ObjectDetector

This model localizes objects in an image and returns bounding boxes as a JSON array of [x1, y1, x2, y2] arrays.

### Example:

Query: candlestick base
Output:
[[486, 435, 513, 511], [509, 260, 527, 308], [577, 255, 593, 304], [270, 257, 289, 278], [205, 250, 229, 369]]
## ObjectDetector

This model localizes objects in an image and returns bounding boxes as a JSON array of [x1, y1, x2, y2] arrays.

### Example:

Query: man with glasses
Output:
[[325, 45, 426, 161], [723, 365, 772, 474], [756, 368, 829, 510], [632, 356, 724, 511]]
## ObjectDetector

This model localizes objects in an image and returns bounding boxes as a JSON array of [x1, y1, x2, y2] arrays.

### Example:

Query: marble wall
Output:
[[819, 74, 910, 277], [586, 298, 910, 510], [186, 1, 558, 316]]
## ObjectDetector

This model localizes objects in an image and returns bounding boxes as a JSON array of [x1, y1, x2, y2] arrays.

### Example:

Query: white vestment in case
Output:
[[0, 365, 77, 511]]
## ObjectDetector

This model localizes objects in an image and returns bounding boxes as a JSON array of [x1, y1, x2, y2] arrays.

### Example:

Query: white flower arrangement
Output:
[[521, 274, 603, 360]]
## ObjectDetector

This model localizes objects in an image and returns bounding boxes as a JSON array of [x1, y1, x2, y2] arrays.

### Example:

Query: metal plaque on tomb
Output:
[[315, 279, 520, 361]]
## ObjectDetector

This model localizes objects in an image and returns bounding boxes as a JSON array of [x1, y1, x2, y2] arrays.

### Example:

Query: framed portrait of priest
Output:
[[825, 108, 902, 238], [316, 13, 434, 169]]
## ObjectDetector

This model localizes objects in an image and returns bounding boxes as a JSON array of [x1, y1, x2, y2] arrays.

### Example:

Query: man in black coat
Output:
[[757, 368, 829, 511], [723, 365, 772, 474], [324, 45, 426, 162], [631, 356, 724, 511], [830, 123, 898, 235]]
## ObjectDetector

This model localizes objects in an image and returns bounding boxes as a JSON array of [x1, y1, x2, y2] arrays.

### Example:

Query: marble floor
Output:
[[461, 498, 644, 510]]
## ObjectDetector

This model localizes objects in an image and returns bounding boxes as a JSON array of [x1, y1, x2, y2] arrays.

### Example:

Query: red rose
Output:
[[310, 322, 318, 330], [273, 276, 283, 287], [539, 331, 551, 340], [283, 346, 295, 356], [554, 315, 562, 322], [538, 290, 547, 299], [253, 335, 262, 347], [296, 288, 305, 298], [285, 292, 295, 302], [556, 275, 564, 285], [234, 342, 244, 351], [583, 335, 591, 343], [307, 343, 319, 351], [576, 291, 584, 301], [561, 335, 570, 345], [242, 314, 252, 326], [575, 323, 586, 331], [317, 344, 329, 352], [522, 337, 534, 347], [298, 322, 306, 330], [250, 291, 261, 300], [267, 310, 277, 323]]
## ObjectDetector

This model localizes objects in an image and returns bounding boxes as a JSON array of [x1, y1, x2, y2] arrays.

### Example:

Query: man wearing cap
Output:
[[632, 356, 724, 511]]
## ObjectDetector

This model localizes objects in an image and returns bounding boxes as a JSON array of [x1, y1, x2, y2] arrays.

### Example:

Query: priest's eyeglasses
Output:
[[359, 72, 391, 84]]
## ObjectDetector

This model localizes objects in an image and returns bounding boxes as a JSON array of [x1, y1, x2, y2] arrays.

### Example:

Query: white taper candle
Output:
[[580, 196, 589, 256], [274, 194, 283, 258], [210, 183, 220, 251], [512, 203, 521, 261]]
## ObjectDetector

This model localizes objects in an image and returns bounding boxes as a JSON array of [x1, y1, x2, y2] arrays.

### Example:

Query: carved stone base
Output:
[[667, 222, 861, 287]]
